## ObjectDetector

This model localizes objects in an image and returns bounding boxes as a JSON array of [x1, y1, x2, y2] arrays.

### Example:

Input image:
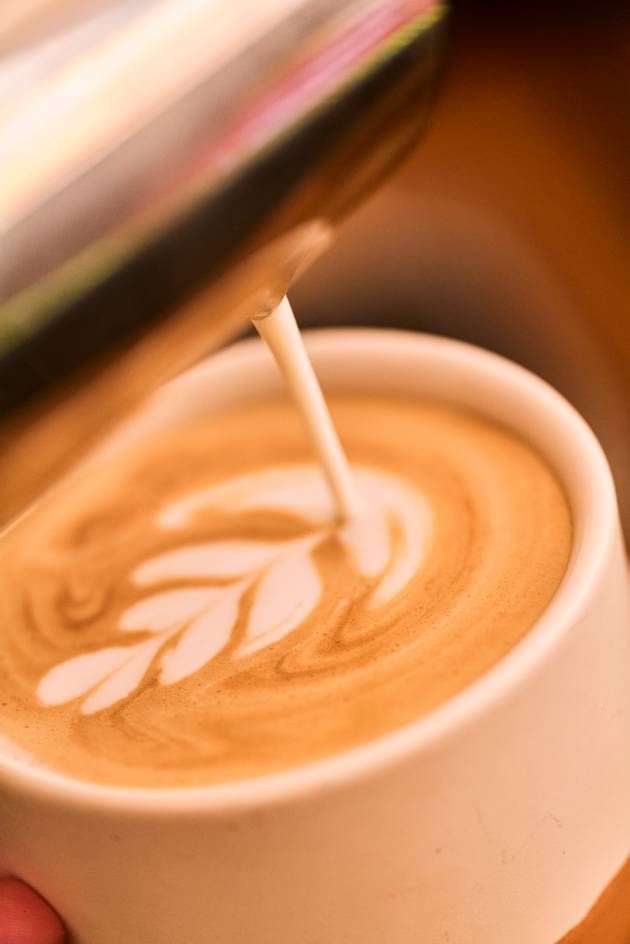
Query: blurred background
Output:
[[293, 0, 630, 536]]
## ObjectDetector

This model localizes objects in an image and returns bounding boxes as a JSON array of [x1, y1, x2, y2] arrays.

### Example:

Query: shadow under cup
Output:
[[0, 330, 629, 944]]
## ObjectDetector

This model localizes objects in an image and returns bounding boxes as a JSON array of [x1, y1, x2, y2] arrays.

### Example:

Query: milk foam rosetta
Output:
[[0, 395, 572, 786]]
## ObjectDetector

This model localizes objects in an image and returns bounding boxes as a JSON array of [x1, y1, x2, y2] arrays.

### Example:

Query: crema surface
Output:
[[0, 395, 572, 786]]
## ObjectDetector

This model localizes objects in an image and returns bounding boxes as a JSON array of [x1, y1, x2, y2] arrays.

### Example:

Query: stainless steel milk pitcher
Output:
[[0, 0, 447, 524]]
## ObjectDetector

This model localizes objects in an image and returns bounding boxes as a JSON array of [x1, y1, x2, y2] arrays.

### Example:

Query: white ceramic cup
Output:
[[1, 330, 629, 944]]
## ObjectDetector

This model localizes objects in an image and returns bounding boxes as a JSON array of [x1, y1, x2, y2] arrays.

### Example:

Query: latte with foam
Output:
[[0, 394, 571, 786]]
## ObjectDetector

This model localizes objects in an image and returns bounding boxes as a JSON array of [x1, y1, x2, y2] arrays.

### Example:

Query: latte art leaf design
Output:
[[37, 537, 322, 714], [36, 465, 431, 714]]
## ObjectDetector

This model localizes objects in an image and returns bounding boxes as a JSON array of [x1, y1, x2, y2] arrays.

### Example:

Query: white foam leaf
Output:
[[228, 479, 333, 524], [160, 591, 239, 685], [81, 637, 164, 714], [119, 587, 219, 632], [158, 465, 333, 529], [237, 550, 321, 658], [369, 481, 432, 607], [132, 541, 285, 585], [37, 646, 134, 706]]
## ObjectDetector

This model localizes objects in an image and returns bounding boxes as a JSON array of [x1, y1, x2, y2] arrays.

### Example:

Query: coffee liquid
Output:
[[0, 388, 571, 786]]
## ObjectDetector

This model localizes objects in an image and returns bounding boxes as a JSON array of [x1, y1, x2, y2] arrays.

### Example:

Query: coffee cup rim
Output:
[[0, 328, 618, 814]]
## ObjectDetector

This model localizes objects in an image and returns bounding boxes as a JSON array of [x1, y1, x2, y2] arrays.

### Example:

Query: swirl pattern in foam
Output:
[[0, 395, 572, 786]]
